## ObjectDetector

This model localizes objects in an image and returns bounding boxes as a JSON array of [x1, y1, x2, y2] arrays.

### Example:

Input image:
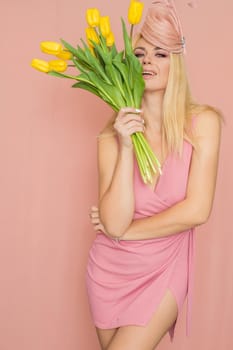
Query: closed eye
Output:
[[156, 53, 167, 58], [134, 53, 144, 57], [134, 52, 167, 58]]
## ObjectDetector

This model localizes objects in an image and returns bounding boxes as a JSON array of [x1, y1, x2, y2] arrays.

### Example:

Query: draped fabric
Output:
[[86, 118, 196, 342]]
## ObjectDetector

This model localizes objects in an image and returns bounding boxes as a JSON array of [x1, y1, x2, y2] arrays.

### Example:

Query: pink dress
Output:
[[86, 122, 196, 342]]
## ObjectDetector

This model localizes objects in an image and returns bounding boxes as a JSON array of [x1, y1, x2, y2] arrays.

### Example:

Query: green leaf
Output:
[[86, 71, 125, 108], [47, 71, 79, 80], [110, 43, 118, 59], [133, 73, 145, 109], [114, 50, 124, 62], [60, 38, 79, 58], [76, 45, 92, 66], [105, 64, 126, 104], [121, 17, 133, 56], [80, 39, 112, 84], [76, 73, 94, 84], [72, 81, 101, 96], [112, 60, 134, 106], [72, 58, 89, 74], [91, 40, 112, 65], [125, 56, 134, 90], [72, 82, 118, 111]]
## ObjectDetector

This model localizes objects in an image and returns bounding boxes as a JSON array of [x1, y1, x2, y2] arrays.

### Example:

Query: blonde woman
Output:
[[86, 2, 223, 349]]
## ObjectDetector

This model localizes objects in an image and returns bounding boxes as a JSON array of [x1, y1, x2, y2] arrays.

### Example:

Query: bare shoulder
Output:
[[193, 109, 222, 139], [97, 124, 119, 201], [97, 124, 118, 156]]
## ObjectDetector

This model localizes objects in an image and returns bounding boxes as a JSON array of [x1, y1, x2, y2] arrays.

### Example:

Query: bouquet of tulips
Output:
[[31, 0, 162, 184]]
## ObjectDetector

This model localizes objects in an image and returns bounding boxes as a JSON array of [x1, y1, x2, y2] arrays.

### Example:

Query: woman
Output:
[[86, 2, 223, 349]]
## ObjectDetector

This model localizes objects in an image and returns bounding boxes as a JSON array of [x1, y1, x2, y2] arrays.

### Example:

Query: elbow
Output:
[[99, 201, 134, 238], [194, 207, 211, 226], [103, 222, 127, 238], [100, 213, 129, 238]]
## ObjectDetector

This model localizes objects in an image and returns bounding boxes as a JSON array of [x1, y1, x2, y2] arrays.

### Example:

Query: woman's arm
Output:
[[121, 110, 222, 240], [98, 108, 145, 237]]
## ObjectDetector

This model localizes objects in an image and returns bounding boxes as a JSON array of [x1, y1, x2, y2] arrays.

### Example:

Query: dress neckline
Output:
[[145, 152, 171, 193], [134, 150, 172, 194]]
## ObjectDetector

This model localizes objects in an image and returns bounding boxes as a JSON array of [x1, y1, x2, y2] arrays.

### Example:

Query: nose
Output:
[[142, 53, 151, 65]]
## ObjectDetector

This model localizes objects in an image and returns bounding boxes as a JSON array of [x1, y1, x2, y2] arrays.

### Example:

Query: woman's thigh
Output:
[[96, 327, 119, 350], [105, 288, 178, 350]]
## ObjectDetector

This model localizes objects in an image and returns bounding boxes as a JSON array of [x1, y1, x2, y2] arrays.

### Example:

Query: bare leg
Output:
[[106, 288, 178, 350], [96, 327, 119, 350]]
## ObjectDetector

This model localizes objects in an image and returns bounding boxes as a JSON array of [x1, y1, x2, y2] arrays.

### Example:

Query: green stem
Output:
[[137, 133, 162, 174], [130, 25, 134, 40], [133, 133, 155, 184], [132, 136, 146, 182], [135, 134, 154, 183]]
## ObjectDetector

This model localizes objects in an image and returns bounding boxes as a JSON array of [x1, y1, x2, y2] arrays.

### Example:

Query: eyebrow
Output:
[[134, 46, 164, 51]]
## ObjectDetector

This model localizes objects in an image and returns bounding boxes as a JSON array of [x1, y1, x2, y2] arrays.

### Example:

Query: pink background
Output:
[[0, 0, 232, 349]]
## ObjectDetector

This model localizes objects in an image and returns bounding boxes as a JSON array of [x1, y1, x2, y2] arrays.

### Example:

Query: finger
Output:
[[116, 121, 145, 136], [116, 113, 144, 125], [120, 107, 143, 115], [94, 224, 104, 232], [123, 120, 145, 130], [91, 218, 101, 224], [91, 206, 99, 212], [114, 120, 145, 136], [90, 212, 99, 219], [127, 125, 145, 135], [116, 108, 143, 121]]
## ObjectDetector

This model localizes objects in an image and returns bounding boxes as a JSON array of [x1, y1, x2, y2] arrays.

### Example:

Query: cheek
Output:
[[162, 63, 170, 81]]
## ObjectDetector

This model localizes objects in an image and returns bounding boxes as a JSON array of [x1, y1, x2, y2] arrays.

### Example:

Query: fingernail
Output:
[[135, 109, 142, 113], [142, 119, 145, 124]]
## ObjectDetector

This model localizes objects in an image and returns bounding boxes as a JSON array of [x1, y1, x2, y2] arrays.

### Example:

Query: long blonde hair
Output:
[[99, 33, 224, 158], [162, 51, 224, 157]]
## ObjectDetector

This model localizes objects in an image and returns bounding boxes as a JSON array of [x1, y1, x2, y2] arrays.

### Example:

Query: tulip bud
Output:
[[48, 59, 67, 72], [31, 58, 50, 73], [86, 8, 101, 27], [40, 41, 63, 55], [128, 1, 144, 25], [86, 27, 100, 47], [56, 50, 73, 60], [106, 32, 115, 47], [99, 16, 111, 38]]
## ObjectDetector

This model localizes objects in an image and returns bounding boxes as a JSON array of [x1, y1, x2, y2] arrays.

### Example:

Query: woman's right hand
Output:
[[113, 107, 145, 148]]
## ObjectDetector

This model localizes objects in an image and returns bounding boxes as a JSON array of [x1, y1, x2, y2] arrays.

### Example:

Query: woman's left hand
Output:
[[89, 206, 108, 235]]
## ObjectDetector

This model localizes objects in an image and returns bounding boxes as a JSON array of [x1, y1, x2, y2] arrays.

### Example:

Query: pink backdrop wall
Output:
[[0, 0, 232, 349]]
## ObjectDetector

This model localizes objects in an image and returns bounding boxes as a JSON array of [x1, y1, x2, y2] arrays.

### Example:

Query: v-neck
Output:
[[134, 152, 171, 194], [146, 153, 171, 193]]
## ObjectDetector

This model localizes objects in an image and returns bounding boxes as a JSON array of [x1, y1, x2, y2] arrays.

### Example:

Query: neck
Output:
[[141, 91, 165, 134]]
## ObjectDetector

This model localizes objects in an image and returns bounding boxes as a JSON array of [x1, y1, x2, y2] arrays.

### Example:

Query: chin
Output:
[[144, 86, 166, 93]]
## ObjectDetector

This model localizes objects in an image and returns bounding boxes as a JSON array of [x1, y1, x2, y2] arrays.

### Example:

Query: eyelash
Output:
[[134, 53, 167, 58]]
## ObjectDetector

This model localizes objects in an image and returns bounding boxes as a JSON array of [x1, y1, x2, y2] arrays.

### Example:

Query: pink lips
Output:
[[142, 69, 157, 79]]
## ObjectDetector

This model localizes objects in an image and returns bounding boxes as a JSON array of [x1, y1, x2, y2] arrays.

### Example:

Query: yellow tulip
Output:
[[40, 41, 63, 55], [48, 59, 67, 72], [31, 58, 50, 73], [106, 32, 115, 47], [128, 1, 144, 25], [86, 27, 100, 47], [99, 16, 111, 38], [56, 49, 72, 60], [86, 8, 101, 27]]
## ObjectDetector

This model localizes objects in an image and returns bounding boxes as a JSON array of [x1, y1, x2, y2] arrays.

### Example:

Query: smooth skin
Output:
[[89, 37, 222, 350]]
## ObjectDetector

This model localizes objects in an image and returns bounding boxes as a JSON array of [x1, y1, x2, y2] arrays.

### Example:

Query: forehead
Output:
[[134, 36, 164, 51]]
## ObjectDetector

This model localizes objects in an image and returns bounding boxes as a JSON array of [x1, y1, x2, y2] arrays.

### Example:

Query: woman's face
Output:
[[133, 37, 170, 93]]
